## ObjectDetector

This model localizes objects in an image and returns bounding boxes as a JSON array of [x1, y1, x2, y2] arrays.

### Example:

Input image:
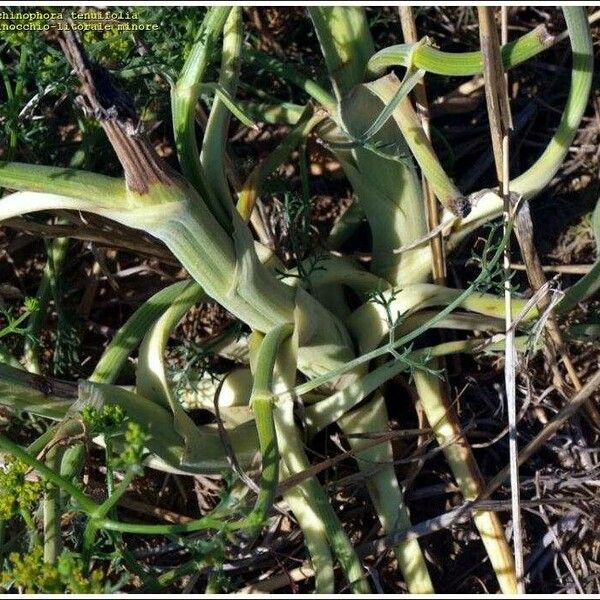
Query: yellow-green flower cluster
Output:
[[39, 53, 58, 82], [116, 421, 150, 469], [23, 296, 39, 314], [1, 545, 104, 593], [81, 404, 126, 435], [1, 17, 45, 47], [0, 456, 43, 520], [82, 29, 133, 64]]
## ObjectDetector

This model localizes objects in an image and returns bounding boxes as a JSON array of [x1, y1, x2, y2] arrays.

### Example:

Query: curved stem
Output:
[[511, 7, 593, 199], [291, 223, 518, 397], [368, 24, 554, 77], [91, 280, 198, 384], [230, 324, 293, 529], [450, 7, 593, 240], [305, 335, 523, 434]]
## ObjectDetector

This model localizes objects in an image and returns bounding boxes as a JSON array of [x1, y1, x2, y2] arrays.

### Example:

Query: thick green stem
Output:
[[91, 280, 199, 384], [42, 446, 63, 563], [234, 324, 293, 529], [511, 8, 592, 199], [0, 161, 126, 203], [291, 222, 516, 397], [338, 394, 434, 593], [281, 464, 334, 593], [308, 7, 374, 99], [172, 7, 232, 230], [450, 6, 593, 240], [368, 24, 554, 77], [274, 398, 371, 593], [200, 7, 242, 215]]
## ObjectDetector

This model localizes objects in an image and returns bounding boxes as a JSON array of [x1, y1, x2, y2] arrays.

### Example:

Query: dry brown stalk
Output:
[[478, 5, 524, 590], [398, 6, 446, 285]]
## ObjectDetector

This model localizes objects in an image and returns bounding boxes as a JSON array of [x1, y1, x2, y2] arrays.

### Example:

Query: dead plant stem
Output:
[[478, 6, 525, 591]]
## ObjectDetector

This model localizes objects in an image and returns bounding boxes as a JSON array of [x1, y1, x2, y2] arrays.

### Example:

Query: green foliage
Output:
[[468, 221, 515, 295], [115, 421, 150, 471], [0, 8, 210, 172], [1, 545, 104, 593], [367, 288, 442, 381], [0, 297, 39, 340], [82, 405, 149, 472], [0, 456, 43, 520], [81, 404, 127, 436], [275, 191, 328, 288], [170, 338, 221, 405], [0, 5, 592, 594]]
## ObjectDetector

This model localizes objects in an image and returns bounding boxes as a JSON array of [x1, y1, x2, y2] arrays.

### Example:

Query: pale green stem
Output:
[[234, 324, 293, 529], [43, 446, 63, 563], [341, 75, 465, 217], [289, 224, 523, 396], [335, 150, 428, 285], [249, 331, 336, 593], [0, 189, 295, 336], [413, 371, 517, 594], [350, 283, 531, 353], [134, 279, 259, 474], [368, 24, 554, 76], [281, 463, 335, 593], [286, 254, 391, 301], [338, 394, 434, 593], [238, 100, 304, 125], [304, 336, 509, 434], [273, 398, 371, 593], [172, 7, 232, 229], [308, 7, 374, 99], [0, 161, 126, 203], [253, 328, 369, 594], [448, 6, 593, 241], [200, 7, 243, 214], [237, 108, 326, 221], [91, 280, 199, 384], [511, 8, 592, 200]]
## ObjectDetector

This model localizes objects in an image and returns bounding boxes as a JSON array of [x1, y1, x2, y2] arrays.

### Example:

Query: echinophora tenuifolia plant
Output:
[[0, 6, 594, 594]]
